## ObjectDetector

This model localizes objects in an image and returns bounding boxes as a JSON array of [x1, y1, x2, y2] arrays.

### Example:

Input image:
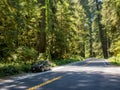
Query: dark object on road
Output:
[[31, 60, 51, 72]]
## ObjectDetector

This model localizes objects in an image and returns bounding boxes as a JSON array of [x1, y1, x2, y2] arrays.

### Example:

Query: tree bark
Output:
[[89, 21, 93, 57], [38, 0, 46, 53], [95, 0, 108, 58]]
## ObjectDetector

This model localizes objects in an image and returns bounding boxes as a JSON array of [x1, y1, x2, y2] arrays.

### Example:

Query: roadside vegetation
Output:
[[109, 55, 120, 66], [0, 0, 120, 77], [0, 58, 82, 78]]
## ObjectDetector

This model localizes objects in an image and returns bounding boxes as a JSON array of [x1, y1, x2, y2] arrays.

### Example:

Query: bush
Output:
[[51, 59, 80, 66], [0, 65, 18, 77], [16, 46, 37, 62], [0, 63, 31, 77], [109, 56, 120, 66], [70, 55, 84, 60], [21, 64, 31, 72]]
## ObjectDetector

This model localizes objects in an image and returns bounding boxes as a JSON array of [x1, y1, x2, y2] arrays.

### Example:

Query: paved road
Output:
[[0, 58, 120, 90]]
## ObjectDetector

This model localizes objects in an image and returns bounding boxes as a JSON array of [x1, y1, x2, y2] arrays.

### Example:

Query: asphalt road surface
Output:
[[0, 58, 120, 90]]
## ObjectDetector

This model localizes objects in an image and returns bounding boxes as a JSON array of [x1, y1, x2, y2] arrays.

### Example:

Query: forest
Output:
[[0, 0, 120, 76]]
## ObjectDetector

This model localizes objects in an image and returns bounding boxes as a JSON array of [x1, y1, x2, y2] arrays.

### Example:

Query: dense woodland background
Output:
[[0, 0, 120, 76]]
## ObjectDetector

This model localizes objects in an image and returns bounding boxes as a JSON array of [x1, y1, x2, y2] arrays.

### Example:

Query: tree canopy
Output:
[[0, 0, 120, 64]]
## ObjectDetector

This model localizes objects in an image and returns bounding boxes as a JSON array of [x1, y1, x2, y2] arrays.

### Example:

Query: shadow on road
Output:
[[0, 59, 120, 90], [1, 69, 120, 90]]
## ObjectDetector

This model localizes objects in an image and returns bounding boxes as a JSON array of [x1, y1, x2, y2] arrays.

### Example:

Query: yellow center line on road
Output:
[[27, 76, 62, 90]]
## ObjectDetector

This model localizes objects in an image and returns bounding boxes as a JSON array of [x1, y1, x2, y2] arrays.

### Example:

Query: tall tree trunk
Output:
[[38, 0, 46, 54], [49, 0, 57, 59], [89, 20, 93, 57], [79, 0, 93, 57], [95, 0, 108, 58]]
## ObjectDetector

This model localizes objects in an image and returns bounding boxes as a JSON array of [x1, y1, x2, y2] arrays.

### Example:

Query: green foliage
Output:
[[0, 0, 88, 61], [70, 55, 84, 60], [0, 63, 31, 77], [14, 46, 37, 62], [48, 0, 88, 59], [109, 55, 120, 66], [0, 0, 42, 62], [51, 59, 80, 67], [101, 0, 120, 57]]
